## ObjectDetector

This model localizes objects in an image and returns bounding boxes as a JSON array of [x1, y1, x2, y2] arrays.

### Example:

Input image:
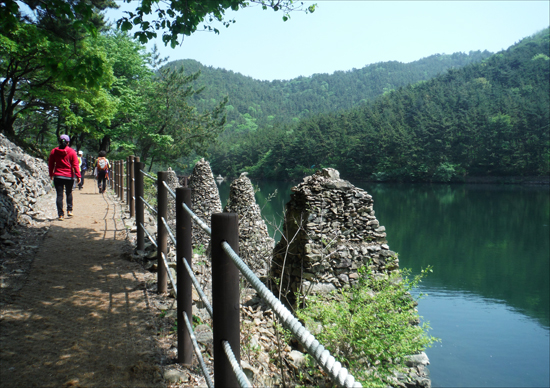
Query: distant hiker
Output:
[[94, 150, 111, 194], [48, 134, 81, 220], [77, 150, 87, 190]]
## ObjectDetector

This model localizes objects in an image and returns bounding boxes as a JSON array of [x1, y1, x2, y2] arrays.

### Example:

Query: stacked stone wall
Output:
[[0, 134, 52, 232], [188, 159, 222, 250], [223, 173, 274, 277], [270, 168, 399, 306], [164, 167, 180, 229]]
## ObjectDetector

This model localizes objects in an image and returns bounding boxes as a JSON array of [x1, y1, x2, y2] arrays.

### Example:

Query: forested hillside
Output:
[[208, 29, 550, 181], [171, 50, 492, 133], [2, 1, 547, 183]]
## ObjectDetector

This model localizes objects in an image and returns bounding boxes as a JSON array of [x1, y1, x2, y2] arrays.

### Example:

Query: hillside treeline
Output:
[[2, 2, 548, 182], [173, 51, 493, 132], [208, 29, 550, 181]]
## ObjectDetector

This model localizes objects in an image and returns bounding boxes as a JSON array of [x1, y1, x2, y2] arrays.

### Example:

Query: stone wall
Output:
[[269, 168, 399, 306], [223, 173, 274, 277], [164, 167, 180, 229], [268, 168, 431, 387], [188, 159, 222, 250], [0, 134, 52, 232]]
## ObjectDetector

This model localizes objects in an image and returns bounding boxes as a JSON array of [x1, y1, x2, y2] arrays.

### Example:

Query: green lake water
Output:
[[217, 180, 550, 387]]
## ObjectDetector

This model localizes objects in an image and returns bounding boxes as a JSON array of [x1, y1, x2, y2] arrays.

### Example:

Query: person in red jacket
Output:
[[48, 134, 81, 220]]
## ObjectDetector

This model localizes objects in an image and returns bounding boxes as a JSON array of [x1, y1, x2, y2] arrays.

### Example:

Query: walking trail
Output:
[[0, 177, 165, 387]]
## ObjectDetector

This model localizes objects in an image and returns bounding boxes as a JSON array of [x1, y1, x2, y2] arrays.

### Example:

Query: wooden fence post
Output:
[[129, 156, 135, 217], [176, 187, 193, 365], [116, 160, 122, 200], [114, 160, 118, 197], [111, 160, 116, 193], [118, 160, 122, 200], [134, 160, 144, 251], [126, 156, 131, 206], [211, 213, 240, 388], [116, 160, 119, 197], [120, 160, 124, 201], [157, 171, 168, 294]]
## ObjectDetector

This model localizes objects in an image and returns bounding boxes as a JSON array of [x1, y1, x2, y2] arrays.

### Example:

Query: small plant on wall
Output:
[[296, 266, 439, 387]]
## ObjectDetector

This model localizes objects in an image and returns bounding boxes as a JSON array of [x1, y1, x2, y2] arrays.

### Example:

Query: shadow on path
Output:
[[0, 181, 165, 387]]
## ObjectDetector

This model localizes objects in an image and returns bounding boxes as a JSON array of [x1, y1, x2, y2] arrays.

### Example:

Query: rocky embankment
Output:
[[0, 134, 53, 232], [0, 134, 57, 304]]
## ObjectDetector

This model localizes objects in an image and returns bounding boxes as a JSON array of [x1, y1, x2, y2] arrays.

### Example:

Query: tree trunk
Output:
[[100, 135, 110, 152]]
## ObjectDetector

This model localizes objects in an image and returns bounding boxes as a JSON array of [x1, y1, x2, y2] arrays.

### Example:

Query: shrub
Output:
[[296, 266, 438, 387], [432, 162, 457, 182]]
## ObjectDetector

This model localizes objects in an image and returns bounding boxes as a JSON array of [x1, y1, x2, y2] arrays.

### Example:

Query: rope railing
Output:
[[221, 241, 360, 387], [140, 222, 157, 248], [140, 169, 158, 183], [182, 313, 214, 388], [161, 216, 177, 247], [140, 196, 158, 215], [163, 180, 176, 199], [160, 247, 215, 388], [222, 340, 252, 388], [182, 258, 213, 318], [119, 158, 362, 388], [182, 203, 211, 235], [160, 252, 177, 295]]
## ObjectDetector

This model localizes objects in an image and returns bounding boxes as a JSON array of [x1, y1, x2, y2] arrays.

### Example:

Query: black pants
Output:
[[78, 172, 85, 189], [54, 177, 74, 216], [97, 170, 108, 192]]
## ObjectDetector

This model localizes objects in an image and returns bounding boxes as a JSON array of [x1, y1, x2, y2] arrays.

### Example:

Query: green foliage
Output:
[[142, 171, 158, 209], [432, 162, 457, 182], [117, 0, 315, 48], [192, 314, 203, 328], [209, 28, 549, 181], [2, 22, 229, 166], [0, 18, 116, 141], [296, 267, 438, 387], [173, 51, 493, 137], [3, 0, 309, 160], [132, 48, 227, 170], [193, 244, 206, 257], [1, 0, 116, 41]]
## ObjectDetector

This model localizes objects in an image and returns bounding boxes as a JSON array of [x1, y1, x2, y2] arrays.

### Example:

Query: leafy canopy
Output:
[[117, 0, 316, 47], [132, 49, 228, 168], [2, 1, 315, 48]]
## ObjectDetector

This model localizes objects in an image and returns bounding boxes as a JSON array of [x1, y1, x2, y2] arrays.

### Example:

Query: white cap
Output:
[[78, 150, 83, 155]]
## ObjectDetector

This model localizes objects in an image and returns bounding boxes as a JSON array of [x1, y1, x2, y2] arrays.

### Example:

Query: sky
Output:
[[107, 1, 550, 81]]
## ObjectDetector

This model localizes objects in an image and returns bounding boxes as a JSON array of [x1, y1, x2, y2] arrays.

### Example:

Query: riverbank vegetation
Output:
[[296, 267, 438, 387]]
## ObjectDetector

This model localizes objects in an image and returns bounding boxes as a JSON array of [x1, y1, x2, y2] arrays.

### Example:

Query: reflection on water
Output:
[[358, 183, 550, 329], [217, 179, 550, 387], [418, 289, 550, 387], [360, 183, 550, 387]]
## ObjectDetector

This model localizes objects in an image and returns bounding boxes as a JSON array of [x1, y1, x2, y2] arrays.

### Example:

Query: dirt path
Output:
[[0, 178, 165, 387]]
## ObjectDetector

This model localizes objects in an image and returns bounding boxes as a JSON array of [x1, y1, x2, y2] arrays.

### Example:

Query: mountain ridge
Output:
[[166, 50, 494, 132], [204, 28, 549, 181]]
